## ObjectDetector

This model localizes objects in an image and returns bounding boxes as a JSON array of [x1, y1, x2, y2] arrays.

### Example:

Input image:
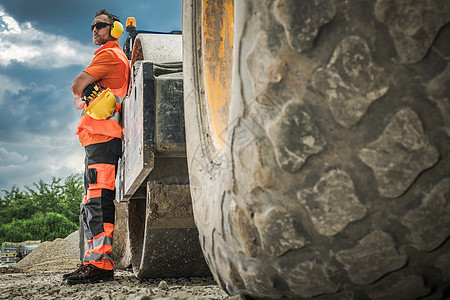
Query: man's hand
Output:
[[82, 83, 106, 106], [73, 97, 85, 110]]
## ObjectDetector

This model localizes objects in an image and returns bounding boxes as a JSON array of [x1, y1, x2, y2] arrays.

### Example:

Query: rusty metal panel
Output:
[[119, 61, 156, 201], [116, 34, 184, 202], [155, 73, 186, 154]]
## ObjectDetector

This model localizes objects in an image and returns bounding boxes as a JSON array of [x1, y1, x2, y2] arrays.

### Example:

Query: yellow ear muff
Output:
[[110, 20, 123, 39]]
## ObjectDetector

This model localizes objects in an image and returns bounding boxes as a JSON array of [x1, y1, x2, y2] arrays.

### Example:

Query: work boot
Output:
[[65, 264, 114, 285], [62, 264, 88, 281]]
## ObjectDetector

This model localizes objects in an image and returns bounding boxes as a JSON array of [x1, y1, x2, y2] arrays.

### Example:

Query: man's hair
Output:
[[95, 9, 120, 23]]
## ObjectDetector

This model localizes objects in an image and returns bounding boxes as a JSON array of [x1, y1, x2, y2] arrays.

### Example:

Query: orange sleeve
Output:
[[84, 51, 115, 81]]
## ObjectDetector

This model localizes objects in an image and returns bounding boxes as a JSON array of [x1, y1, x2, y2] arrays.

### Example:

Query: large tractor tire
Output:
[[183, 0, 450, 298]]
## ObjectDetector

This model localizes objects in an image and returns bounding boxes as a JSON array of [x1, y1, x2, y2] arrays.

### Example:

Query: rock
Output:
[[128, 291, 150, 300], [158, 280, 169, 291]]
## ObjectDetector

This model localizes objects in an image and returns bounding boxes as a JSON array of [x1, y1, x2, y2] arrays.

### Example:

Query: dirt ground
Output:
[[0, 231, 241, 300], [0, 268, 239, 300]]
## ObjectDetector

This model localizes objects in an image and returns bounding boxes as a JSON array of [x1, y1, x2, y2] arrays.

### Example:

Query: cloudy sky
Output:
[[0, 0, 181, 194]]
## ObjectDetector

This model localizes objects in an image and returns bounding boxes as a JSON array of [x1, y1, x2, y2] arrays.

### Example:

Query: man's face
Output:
[[91, 15, 113, 45]]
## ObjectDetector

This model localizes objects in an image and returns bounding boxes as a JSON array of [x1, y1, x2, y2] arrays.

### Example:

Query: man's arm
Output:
[[71, 71, 97, 98]]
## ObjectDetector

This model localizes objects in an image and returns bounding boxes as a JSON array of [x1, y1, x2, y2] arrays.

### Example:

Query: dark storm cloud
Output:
[[0, 0, 181, 43], [0, 0, 182, 193], [0, 7, 87, 192], [0, 0, 92, 42], [0, 68, 83, 192], [0, 76, 83, 193], [0, 69, 78, 140]]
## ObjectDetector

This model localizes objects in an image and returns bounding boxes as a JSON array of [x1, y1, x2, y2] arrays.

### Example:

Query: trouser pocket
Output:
[[87, 163, 116, 190]]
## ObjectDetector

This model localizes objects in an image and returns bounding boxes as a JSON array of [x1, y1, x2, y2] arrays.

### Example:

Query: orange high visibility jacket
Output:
[[76, 42, 130, 147]]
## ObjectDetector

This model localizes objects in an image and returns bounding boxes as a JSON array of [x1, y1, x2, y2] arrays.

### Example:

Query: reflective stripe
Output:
[[89, 252, 114, 262], [83, 242, 93, 262], [108, 111, 120, 122], [108, 97, 123, 122], [92, 235, 113, 248], [84, 246, 114, 262], [115, 96, 124, 105], [92, 244, 113, 255]]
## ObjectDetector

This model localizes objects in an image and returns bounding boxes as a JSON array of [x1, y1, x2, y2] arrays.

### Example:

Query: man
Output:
[[63, 8, 130, 285]]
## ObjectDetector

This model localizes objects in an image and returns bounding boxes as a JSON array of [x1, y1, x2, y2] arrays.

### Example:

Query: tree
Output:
[[26, 177, 67, 216], [0, 212, 78, 243], [0, 174, 83, 244], [0, 186, 37, 224]]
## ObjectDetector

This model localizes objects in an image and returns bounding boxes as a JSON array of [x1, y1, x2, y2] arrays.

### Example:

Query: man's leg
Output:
[[66, 138, 121, 284], [81, 193, 95, 265], [82, 188, 115, 270], [62, 166, 96, 282]]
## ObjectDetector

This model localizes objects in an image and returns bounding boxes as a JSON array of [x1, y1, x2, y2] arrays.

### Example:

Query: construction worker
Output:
[[63, 8, 130, 285]]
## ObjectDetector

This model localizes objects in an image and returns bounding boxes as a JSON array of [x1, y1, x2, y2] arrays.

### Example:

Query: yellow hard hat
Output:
[[84, 88, 116, 120]]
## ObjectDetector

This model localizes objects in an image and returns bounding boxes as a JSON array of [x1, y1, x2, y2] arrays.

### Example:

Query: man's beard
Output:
[[94, 35, 107, 45]]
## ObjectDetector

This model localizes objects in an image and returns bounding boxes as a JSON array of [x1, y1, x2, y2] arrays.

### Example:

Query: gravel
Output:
[[13, 235, 80, 272], [0, 269, 238, 300], [0, 231, 239, 300]]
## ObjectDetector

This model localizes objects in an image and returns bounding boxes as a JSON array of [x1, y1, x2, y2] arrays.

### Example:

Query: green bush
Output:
[[0, 174, 83, 244], [0, 212, 78, 243]]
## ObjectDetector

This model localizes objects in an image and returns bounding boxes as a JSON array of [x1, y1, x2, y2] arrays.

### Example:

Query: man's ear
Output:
[[110, 20, 123, 39]]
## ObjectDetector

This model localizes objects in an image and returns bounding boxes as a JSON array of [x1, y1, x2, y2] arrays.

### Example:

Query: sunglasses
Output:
[[91, 22, 111, 32]]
